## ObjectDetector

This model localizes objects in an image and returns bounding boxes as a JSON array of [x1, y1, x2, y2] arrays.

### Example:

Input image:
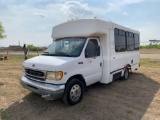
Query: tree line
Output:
[[0, 22, 6, 40], [27, 44, 44, 51], [140, 44, 160, 49]]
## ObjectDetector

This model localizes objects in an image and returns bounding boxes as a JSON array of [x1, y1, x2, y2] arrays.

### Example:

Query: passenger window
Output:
[[126, 32, 134, 51], [119, 30, 123, 35], [115, 28, 119, 35], [134, 34, 139, 50], [114, 29, 126, 52], [85, 39, 100, 58], [115, 28, 140, 52]]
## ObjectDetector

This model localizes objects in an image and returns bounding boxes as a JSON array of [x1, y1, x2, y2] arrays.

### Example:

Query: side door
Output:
[[83, 38, 103, 85]]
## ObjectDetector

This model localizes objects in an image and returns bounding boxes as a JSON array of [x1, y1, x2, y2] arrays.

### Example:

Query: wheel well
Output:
[[126, 64, 131, 70], [125, 64, 132, 72], [66, 74, 86, 91]]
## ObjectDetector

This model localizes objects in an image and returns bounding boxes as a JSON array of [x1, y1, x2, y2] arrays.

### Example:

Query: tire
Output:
[[62, 78, 84, 105], [121, 68, 129, 80]]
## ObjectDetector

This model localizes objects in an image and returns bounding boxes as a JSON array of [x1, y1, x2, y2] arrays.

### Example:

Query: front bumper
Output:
[[20, 76, 65, 100]]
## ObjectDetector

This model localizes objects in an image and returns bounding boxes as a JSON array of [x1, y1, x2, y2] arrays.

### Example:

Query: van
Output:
[[20, 19, 140, 105]]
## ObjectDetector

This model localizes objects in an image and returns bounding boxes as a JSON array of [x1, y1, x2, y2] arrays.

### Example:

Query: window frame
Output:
[[126, 31, 135, 51], [85, 39, 100, 58], [114, 28, 140, 52], [134, 33, 140, 50], [114, 28, 127, 52]]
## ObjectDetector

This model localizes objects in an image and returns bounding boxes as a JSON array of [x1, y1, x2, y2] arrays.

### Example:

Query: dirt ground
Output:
[[0, 55, 160, 120], [140, 54, 160, 59], [140, 48, 160, 54], [140, 48, 160, 58]]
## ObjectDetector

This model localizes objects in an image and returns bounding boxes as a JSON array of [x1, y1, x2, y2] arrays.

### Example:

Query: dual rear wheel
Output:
[[121, 68, 129, 80]]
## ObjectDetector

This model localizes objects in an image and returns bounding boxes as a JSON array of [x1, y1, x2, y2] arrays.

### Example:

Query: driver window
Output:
[[85, 39, 100, 58]]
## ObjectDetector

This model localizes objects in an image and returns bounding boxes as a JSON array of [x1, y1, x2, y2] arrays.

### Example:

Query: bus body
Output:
[[20, 19, 140, 105]]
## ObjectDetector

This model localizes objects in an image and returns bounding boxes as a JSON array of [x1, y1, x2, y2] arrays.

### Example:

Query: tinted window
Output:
[[119, 30, 123, 35], [115, 28, 119, 35], [126, 32, 134, 51], [114, 29, 126, 52], [134, 34, 139, 50], [85, 39, 99, 58]]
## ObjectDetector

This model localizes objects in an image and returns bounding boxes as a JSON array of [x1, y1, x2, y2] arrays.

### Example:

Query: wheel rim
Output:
[[124, 69, 128, 79], [70, 84, 81, 101]]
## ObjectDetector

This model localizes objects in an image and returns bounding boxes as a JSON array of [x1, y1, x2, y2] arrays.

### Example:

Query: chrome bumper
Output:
[[20, 76, 65, 100]]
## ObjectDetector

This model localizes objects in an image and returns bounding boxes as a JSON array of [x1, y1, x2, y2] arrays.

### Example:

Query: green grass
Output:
[[140, 44, 160, 49], [140, 58, 160, 68], [0, 54, 37, 62], [140, 58, 160, 76]]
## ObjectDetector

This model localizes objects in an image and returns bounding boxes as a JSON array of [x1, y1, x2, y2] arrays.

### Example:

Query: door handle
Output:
[[100, 62, 102, 67]]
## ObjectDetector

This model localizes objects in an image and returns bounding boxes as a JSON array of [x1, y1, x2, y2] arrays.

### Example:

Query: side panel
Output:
[[110, 51, 140, 69], [100, 28, 140, 83], [99, 32, 111, 84], [110, 27, 140, 76]]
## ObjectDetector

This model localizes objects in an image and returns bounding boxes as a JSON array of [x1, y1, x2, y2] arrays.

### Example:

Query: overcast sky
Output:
[[0, 0, 160, 47]]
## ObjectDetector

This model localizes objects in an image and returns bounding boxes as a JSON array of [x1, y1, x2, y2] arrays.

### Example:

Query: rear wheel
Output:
[[62, 78, 84, 105], [121, 68, 129, 80]]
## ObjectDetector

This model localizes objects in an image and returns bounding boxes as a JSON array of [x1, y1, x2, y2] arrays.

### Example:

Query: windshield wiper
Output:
[[43, 52, 49, 54], [56, 52, 72, 57], [42, 52, 74, 57], [42, 52, 57, 56], [42, 52, 49, 55], [42, 52, 49, 54]]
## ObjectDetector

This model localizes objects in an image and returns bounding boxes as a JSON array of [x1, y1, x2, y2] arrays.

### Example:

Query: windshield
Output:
[[42, 37, 86, 57]]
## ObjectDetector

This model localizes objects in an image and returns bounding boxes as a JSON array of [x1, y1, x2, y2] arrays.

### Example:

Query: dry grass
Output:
[[0, 55, 160, 120], [140, 48, 160, 54]]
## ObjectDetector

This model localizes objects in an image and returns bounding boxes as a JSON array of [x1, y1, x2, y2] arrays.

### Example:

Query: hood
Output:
[[23, 55, 75, 71]]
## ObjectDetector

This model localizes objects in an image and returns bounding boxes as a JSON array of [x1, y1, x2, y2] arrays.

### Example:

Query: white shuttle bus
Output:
[[21, 19, 140, 105]]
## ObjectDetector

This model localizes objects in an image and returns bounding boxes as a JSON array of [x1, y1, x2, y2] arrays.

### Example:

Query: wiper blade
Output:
[[42, 52, 49, 55], [43, 52, 49, 54], [41, 53, 56, 56], [56, 52, 72, 57], [42, 52, 74, 57]]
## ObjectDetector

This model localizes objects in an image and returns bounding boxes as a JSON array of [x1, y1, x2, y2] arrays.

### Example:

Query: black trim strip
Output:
[[131, 63, 139, 66], [110, 62, 140, 74], [25, 76, 65, 86], [110, 68, 124, 74]]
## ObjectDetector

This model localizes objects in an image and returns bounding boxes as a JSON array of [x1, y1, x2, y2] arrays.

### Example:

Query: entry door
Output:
[[84, 38, 103, 85]]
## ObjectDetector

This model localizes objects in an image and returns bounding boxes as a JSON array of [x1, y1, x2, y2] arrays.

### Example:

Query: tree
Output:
[[27, 44, 44, 51], [27, 44, 38, 51], [0, 22, 6, 40]]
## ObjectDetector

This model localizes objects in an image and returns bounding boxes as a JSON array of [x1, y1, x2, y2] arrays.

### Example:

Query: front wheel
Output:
[[62, 78, 84, 105], [121, 68, 129, 80]]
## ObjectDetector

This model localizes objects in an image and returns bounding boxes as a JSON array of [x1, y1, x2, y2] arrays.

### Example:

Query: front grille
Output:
[[25, 68, 46, 81]]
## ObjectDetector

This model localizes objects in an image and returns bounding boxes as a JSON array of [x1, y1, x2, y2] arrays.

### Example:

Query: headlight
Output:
[[46, 71, 63, 80]]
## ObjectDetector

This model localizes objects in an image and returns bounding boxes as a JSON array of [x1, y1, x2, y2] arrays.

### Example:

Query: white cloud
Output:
[[122, 11, 129, 16], [34, 12, 48, 18], [138, 23, 160, 44], [0, 0, 15, 5], [123, 0, 144, 4], [0, 1, 95, 46], [106, 0, 145, 13], [106, 2, 121, 13], [0, 3, 65, 47], [0, 0, 158, 47], [61, 1, 93, 18]]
